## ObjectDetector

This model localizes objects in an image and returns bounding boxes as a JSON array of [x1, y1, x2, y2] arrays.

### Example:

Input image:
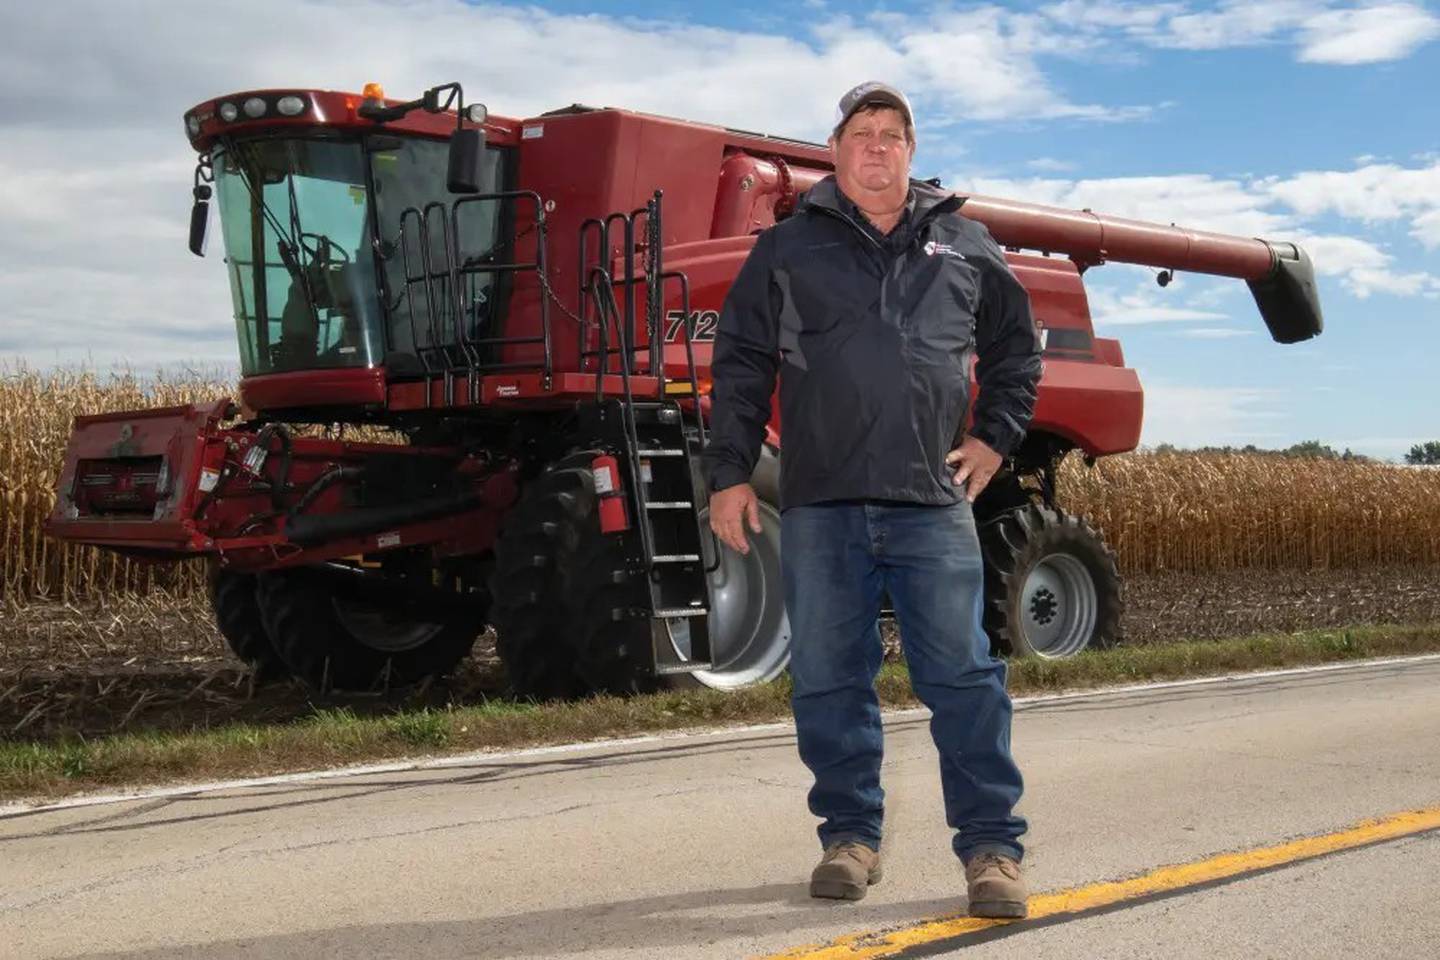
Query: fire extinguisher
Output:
[[591, 454, 631, 533]]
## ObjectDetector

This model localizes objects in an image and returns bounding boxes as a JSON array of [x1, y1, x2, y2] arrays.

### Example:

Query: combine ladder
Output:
[[579, 192, 719, 677]]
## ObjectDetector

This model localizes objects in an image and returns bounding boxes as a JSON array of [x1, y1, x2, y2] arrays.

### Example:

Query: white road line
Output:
[[4, 651, 1438, 819]]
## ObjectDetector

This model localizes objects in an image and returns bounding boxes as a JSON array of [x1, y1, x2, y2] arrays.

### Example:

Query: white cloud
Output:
[[1038, 0, 1440, 64], [1040, 1, 1187, 32], [1412, 209, 1440, 249], [1156, 1, 1320, 50], [1342, 267, 1440, 298], [1141, 384, 1288, 447], [1299, 3, 1440, 63], [1263, 162, 1440, 248], [0, 2, 1147, 139], [877, 7, 1150, 123], [1089, 287, 1232, 326], [1026, 157, 1079, 172], [1178, 327, 1256, 338], [1297, 233, 1440, 297]]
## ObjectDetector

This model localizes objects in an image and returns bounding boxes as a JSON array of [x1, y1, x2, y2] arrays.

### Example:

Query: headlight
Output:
[[276, 95, 306, 117], [218, 102, 239, 122], [243, 97, 267, 119], [185, 115, 201, 137]]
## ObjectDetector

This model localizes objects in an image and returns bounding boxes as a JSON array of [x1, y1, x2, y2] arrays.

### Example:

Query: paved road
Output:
[[3, 658, 1438, 959]]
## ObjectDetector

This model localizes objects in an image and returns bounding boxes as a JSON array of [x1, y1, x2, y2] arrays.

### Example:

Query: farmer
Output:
[[702, 81, 1042, 918]]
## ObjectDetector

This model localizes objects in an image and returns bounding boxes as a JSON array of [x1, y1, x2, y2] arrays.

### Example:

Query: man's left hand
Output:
[[945, 436, 1002, 503]]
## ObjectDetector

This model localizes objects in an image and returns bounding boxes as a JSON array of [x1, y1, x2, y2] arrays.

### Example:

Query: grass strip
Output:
[[3, 622, 1437, 804]]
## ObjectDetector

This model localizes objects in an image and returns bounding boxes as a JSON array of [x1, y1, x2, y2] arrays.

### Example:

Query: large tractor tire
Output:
[[207, 569, 285, 684], [255, 566, 486, 692], [488, 454, 599, 701], [670, 479, 789, 692], [559, 447, 790, 696], [981, 504, 1123, 659], [560, 515, 664, 697]]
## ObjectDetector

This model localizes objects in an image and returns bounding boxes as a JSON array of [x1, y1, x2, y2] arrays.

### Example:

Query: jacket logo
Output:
[[924, 241, 965, 259]]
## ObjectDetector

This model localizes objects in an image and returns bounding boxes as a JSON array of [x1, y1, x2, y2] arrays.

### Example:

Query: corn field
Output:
[[4, 366, 1440, 605], [1058, 452, 1440, 572]]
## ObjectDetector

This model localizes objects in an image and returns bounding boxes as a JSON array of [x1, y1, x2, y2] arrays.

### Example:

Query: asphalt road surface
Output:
[[3, 657, 1438, 959]]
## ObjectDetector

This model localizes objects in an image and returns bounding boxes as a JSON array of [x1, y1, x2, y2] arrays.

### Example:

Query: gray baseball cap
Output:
[[833, 81, 914, 135]]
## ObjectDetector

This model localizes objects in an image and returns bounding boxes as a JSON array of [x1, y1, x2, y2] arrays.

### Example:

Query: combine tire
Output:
[[488, 454, 598, 701], [255, 567, 484, 692], [562, 519, 663, 697], [493, 446, 790, 698], [666, 498, 789, 691], [208, 569, 284, 684], [559, 452, 790, 695], [981, 505, 1123, 659]]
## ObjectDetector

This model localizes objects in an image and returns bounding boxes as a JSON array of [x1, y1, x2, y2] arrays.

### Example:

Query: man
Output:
[[701, 82, 1042, 919]]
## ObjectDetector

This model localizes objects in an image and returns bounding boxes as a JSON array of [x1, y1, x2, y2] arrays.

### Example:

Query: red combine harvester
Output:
[[46, 82, 1323, 697]]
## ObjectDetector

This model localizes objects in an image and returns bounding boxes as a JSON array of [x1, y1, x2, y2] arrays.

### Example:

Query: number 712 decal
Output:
[[663, 309, 719, 342]]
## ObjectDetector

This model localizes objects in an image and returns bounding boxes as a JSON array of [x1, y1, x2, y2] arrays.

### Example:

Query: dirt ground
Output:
[[2, 565, 1436, 741]]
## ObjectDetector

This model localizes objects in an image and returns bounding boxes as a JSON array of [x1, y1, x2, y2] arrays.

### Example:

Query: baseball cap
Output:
[[833, 81, 914, 136]]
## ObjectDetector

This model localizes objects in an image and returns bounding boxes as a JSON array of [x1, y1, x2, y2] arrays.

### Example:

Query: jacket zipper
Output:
[[811, 205, 882, 250]]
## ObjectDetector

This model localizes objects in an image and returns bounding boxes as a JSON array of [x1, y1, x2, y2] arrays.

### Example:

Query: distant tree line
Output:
[[1149, 439, 1374, 462], [1405, 441, 1440, 466]]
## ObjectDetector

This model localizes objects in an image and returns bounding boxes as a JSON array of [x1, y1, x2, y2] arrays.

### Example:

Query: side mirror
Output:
[[447, 128, 486, 193], [189, 184, 212, 257]]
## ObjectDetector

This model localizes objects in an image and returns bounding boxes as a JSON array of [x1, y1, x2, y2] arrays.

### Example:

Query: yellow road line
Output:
[[758, 806, 1440, 960]]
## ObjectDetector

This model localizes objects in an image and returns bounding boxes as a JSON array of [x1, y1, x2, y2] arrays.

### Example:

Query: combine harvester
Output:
[[46, 82, 1323, 697]]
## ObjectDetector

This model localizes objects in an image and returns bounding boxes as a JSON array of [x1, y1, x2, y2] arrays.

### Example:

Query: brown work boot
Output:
[[809, 841, 883, 900], [965, 852, 1028, 918]]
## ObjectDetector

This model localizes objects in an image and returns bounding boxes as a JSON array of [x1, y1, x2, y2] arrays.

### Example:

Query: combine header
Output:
[[46, 82, 1322, 695]]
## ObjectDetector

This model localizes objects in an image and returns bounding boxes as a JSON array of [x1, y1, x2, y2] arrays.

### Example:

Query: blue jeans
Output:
[[781, 498, 1026, 863]]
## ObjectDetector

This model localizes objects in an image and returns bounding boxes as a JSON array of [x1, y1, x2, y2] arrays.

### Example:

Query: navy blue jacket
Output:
[[702, 176, 1043, 509]]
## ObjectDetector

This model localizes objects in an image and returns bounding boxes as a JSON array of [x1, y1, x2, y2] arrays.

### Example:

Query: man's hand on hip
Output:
[[709, 482, 762, 555], [945, 436, 1002, 503]]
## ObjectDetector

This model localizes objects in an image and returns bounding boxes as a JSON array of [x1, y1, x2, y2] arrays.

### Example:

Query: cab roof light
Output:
[[360, 82, 386, 116]]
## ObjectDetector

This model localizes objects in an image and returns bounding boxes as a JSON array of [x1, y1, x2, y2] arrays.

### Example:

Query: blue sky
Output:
[[1, 1, 1436, 458]]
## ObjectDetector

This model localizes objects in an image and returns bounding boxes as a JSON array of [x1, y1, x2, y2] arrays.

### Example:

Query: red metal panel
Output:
[[240, 367, 387, 412], [1008, 253, 1092, 334], [384, 371, 666, 411], [1028, 358, 1144, 455], [507, 110, 632, 374]]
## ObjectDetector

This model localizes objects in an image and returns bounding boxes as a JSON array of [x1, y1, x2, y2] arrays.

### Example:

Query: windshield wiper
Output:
[[281, 141, 323, 330], [227, 139, 322, 331]]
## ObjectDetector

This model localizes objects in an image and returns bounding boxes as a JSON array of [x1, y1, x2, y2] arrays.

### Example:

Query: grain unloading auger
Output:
[[45, 81, 1322, 696], [957, 192, 1322, 344]]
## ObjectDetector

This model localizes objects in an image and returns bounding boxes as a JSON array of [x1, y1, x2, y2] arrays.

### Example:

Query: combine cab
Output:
[[46, 82, 1323, 696]]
